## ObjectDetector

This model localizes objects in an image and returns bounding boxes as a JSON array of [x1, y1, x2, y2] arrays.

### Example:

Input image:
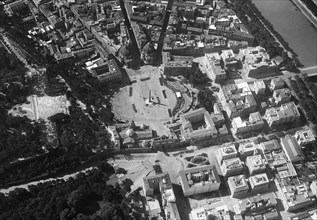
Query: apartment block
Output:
[[180, 108, 218, 144], [143, 172, 172, 197], [162, 52, 193, 76], [264, 151, 288, 168], [232, 112, 265, 135], [249, 173, 269, 193], [246, 155, 266, 175], [204, 52, 227, 82], [253, 80, 266, 96], [239, 141, 258, 158], [269, 78, 285, 91], [310, 180, 317, 196], [272, 88, 292, 106], [221, 157, 244, 177], [216, 145, 238, 163], [239, 46, 280, 78], [259, 139, 281, 153], [280, 183, 315, 212], [238, 193, 277, 215], [220, 49, 239, 70], [90, 59, 122, 82], [264, 102, 300, 127], [295, 128, 316, 146], [219, 82, 257, 119], [179, 165, 221, 197], [228, 174, 249, 198]]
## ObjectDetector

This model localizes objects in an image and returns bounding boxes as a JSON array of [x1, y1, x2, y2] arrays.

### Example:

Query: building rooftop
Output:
[[232, 112, 264, 133], [228, 174, 249, 192], [217, 145, 238, 160], [180, 108, 217, 140], [246, 155, 266, 172], [162, 52, 193, 68], [276, 162, 298, 180], [90, 59, 121, 81], [220, 83, 257, 116], [239, 192, 277, 213], [143, 172, 172, 195], [260, 139, 281, 152], [204, 52, 226, 78], [221, 49, 235, 60], [239, 141, 257, 155], [295, 128, 316, 145], [179, 165, 221, 191], [268, 151, 288, 167], [253, 80, 266, 91], [249, 173, 269, 188], [265, 102, 300, 123], [281, 135, 305, 162], [281, 183, 315, 208], [270, 78, 285, 90], [273, 88, 291, 100], [221, 157, 243, 172], [240, 46, 275, 69]]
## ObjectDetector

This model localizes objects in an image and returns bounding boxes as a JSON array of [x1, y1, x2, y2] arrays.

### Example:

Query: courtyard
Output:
[[112, 65, 178, 135]]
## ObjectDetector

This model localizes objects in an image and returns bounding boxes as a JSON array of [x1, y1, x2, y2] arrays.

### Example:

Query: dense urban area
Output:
[[0, 0, 317, 219]]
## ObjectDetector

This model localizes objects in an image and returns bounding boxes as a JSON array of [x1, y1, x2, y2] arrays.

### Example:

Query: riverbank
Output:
[[291, 0, 317, 28], [252, 0, 317, 67]]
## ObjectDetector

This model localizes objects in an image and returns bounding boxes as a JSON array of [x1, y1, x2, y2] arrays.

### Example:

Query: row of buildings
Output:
[[134, 125, 316, 219], [162, 46, 280, 83]]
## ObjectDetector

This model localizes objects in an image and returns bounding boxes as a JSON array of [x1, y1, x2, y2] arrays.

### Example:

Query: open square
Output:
[[112, 65, 177, 135]]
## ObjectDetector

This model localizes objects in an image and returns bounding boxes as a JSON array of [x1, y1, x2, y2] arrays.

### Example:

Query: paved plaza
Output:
[[112, 65, 177, 135]]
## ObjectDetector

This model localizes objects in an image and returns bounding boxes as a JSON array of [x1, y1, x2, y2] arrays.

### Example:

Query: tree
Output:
[[197, 88, 216, 112]]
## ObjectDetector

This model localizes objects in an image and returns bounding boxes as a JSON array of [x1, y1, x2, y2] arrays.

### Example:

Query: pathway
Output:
[[0, 167, 96, 196]]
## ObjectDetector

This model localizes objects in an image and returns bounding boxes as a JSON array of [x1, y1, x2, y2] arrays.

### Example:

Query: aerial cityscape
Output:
[[0, 0, 316, 219]]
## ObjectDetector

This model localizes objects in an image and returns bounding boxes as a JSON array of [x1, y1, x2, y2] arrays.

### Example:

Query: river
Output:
[[252, 0, 317, 68]]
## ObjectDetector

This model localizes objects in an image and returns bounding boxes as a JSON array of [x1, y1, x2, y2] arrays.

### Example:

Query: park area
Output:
[[111, 65, 178, 135], [9, 95, 70, 121]]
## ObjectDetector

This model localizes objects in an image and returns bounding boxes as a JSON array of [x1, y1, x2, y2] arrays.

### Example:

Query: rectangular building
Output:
[[264, 102, 300, 127], [220, 49, 239, 70], [162, 52, 193, 76], [249, 173, 269, 193], [219, 82, 257, 119], [143, 172, 172, 196], [253, 80, 266, 96], [232, 112, 265, 135], [295, 128, 316, 146], [221, 157, 244, 177], [228, 174, 249, 198], [179, 165, 221, 197], [259, 139, 281, 153], [204, 52, 227, 82], [269, 78, 285, 90], [180, 108, 218, 144], [90, 59, 122, 82], [280, 183, 315, 212], [246, 155, 266, 175], [238, 193, 277, 215], [216, 145, 238, 163], [239, 141, 258, 158], [239, 46, 280, 78], [280, 135, 305, 163], [272, 88, 292, 106]]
